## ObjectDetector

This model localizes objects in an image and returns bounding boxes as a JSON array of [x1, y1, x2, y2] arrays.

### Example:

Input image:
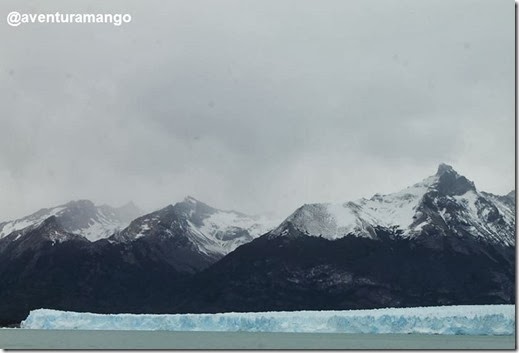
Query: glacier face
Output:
[[21, 305, 514, 335]]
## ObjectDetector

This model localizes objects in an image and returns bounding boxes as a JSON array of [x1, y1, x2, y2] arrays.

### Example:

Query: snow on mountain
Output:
[[0, 200, 142, 241], [272, 164, 515, 246], [0, 206, 66, 239], [113, 196, 281, 256], [0, 216, 88, 250]]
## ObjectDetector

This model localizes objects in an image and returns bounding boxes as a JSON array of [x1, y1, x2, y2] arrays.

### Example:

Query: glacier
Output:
[[21, 305, 514, 335]]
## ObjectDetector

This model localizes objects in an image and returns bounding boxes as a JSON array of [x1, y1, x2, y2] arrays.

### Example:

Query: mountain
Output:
[[271, 163, 515, 246], [0, 196, 279, 325], [0, 215, 191, 325], [0, 200, 142, 241], [174, 164, 515, 314], [176, 226, 514, 314], [0, 165, 514, 325], [0, 196, 279, 273], [0, 216, 88, 253], [112, 196, 280, 256]]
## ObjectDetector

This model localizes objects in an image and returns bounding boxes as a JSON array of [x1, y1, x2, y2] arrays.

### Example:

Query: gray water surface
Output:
[[0, 329, 515, 350]]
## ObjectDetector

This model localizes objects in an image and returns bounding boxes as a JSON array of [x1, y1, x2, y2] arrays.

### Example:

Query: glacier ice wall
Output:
[[21, 305, 514, 335]]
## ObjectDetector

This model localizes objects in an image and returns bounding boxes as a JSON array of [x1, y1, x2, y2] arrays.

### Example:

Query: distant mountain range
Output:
[[0, 164, 514, 326]]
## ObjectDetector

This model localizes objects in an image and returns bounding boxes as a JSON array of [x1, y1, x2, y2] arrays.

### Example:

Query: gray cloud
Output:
[[0, 0, 514, 220]]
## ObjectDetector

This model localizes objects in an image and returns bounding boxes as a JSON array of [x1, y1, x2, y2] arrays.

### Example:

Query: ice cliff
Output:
[[21, 305, 514, 335]]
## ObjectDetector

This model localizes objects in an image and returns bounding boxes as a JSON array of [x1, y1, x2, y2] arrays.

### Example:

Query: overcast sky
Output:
[[0, 0, 515, 220]]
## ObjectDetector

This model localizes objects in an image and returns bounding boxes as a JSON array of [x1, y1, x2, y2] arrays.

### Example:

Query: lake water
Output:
[[0, 329, 515, 349]]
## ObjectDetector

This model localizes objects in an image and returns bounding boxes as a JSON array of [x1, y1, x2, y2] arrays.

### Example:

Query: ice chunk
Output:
[[21, 305, 514, 335]]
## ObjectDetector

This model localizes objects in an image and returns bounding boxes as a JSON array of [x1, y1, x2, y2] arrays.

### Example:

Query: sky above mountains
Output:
[[0, 0, 514, 219]]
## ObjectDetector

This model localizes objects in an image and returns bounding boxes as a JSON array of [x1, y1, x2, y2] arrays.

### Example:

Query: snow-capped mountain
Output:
[[0, 196, 280, 325], [0, 164, 514, 326], [112, 196, 280, 256], [177, 164, 515, 315], [0, 216, 88, 254], [0, 200, 142, 241], [272, 164, 515, 246]]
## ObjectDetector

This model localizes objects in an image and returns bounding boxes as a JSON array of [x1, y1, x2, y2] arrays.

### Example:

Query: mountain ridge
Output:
[[271, 164, 515, 246], [0, 200, 142, 241], [111, 196, 281, 257]]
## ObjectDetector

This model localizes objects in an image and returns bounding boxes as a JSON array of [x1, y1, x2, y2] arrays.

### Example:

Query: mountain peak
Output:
[[175, 196, 218, 219], [436, 163, 457, 176], [434, 164, 475, 196], [21, 215, 88, 244], [177, 196, 219, 214], [64, 199, 96, 209]]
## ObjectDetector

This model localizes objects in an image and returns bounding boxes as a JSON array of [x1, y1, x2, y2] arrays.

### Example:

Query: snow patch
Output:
[[0, 207, 66, 238], [197, 211, 281, 253], [282, 175, 439, 240]]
